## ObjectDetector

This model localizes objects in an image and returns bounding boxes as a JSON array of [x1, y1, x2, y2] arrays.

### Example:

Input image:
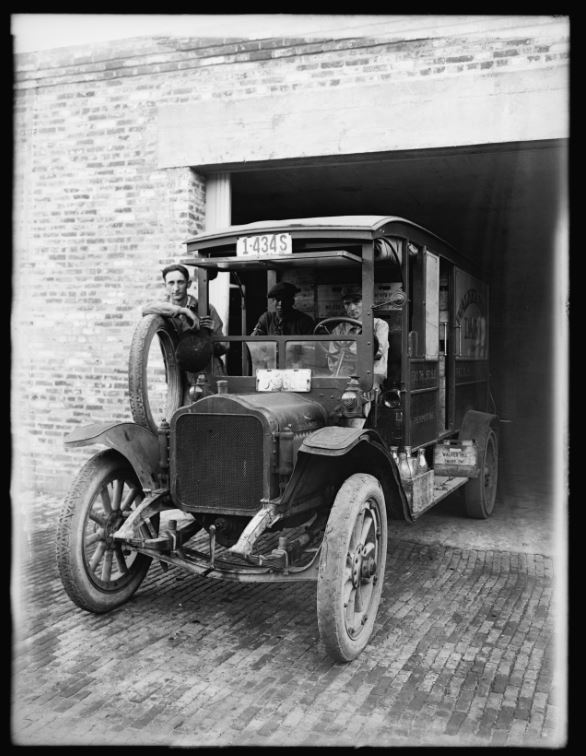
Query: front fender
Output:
[[289, 426, 413, 522], [298, 425, 364, 456], [64, 422, 161, 490]]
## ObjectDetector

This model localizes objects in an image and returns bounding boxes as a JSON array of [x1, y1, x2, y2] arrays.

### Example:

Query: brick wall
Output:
[[13, 76, 206, 493], [12, 18, 568, 495]]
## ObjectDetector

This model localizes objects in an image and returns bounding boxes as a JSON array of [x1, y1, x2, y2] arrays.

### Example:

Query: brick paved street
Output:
[[11, 492, 566, 747]]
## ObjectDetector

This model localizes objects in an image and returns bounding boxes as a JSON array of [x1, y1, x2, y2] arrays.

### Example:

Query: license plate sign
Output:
[[433, 440, 479, 478], [237, 233, 292, 257], [256, 368, 311, 392]]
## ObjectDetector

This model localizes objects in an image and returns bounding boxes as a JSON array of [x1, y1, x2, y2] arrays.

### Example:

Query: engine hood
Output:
[[170, 392, 328, 515], [185, 391, 328, 435]]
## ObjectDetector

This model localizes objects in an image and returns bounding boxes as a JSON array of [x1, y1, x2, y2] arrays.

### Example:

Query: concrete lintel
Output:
[[157, 68, 568, 169]]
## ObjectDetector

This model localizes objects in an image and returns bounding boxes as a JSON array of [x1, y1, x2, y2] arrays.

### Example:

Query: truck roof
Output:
[[186, 215, 448, 244], [184, 214, 476, 272], [189, 215, 398, 238]]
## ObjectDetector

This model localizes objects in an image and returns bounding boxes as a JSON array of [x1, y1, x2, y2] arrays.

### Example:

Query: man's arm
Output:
[[374, 318, 389, 360], [251, 312, 269, 336], [142, 302, 199, 329], [206, 304, 229, 355]]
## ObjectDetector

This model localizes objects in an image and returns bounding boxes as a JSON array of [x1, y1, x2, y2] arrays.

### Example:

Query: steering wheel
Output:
[[313, 317, 362, 338], [313, 317, 362, 376]]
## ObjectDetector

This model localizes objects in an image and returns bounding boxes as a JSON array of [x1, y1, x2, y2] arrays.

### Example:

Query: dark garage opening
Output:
[[222, 139, 567, 504]]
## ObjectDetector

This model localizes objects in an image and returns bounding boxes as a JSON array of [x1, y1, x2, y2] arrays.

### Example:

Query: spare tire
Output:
[[128, 314, 183, 433]]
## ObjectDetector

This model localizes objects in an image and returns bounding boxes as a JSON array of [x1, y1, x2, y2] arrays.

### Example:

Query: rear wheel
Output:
[[128, 314, 183, 433], [464, 430, 498, 519], [317, 473, 387, 662], [56, 450, 158, 613]]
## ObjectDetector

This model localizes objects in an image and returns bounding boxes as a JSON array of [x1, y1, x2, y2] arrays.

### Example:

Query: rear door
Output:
[[451, 268, 490, 427]]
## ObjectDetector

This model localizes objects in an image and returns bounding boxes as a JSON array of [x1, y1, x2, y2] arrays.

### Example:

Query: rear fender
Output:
[[458, 410, 499, 453], [283, 426, 413, 522], [64, 422, 161, 490]]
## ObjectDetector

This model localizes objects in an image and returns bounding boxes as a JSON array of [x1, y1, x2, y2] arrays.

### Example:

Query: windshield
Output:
[[221, 270, 367, 378], [223, 336, 361, 378]]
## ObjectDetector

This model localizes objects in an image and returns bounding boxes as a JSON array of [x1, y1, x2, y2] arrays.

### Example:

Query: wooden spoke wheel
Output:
[[317, 473, 388, 662], [56, 450, 158, 613]]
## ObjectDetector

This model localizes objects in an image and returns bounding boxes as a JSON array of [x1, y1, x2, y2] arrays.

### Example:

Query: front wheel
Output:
[[56, 450, 158, 613], [317, 473, 388, 662], [464, 430, 499, 519]]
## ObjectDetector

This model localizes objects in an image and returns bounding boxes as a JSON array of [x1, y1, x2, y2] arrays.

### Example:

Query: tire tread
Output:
[[128, 314, 182, 433]]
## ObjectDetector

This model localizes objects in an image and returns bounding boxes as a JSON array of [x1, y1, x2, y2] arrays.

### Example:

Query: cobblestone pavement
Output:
[[11, 491, 566, 747]]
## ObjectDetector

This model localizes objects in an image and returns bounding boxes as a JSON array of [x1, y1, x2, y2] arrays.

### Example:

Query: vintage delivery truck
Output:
[[57, 216, 498, 662]]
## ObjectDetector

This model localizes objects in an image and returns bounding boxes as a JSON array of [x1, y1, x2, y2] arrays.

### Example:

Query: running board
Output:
[[411, 475, 468, 519], [433, 475, 469, 503]]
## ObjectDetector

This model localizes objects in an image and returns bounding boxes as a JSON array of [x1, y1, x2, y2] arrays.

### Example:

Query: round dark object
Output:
[[174, 331, 214, 373]]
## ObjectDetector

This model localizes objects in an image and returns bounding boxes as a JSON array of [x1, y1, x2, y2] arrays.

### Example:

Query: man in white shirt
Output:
[[327, 287, 389, 385]]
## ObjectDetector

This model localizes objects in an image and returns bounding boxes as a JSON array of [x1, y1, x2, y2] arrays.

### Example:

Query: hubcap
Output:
[[361, 555, 376, 580], [351, 544, 377, 587], [103, 511, 125, 547], [83, 475, 144, 588]]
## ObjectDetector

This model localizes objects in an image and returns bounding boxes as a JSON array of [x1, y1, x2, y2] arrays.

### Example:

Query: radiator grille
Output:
[[174, 413, 265, 513]]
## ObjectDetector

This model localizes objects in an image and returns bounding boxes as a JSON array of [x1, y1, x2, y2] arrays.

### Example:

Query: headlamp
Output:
[[340, 376, 363, 417]]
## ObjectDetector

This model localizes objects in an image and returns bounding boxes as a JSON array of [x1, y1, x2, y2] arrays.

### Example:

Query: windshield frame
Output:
[[189, 237, 377, 390]]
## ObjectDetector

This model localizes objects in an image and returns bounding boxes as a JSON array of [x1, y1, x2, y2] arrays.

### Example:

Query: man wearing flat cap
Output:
[[251, 281, 314, 335], [327, 286, 389, 384], [142, 263, 228, 379]]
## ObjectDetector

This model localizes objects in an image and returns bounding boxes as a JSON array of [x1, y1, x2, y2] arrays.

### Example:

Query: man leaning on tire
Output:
[[142, 263, 228, 373]]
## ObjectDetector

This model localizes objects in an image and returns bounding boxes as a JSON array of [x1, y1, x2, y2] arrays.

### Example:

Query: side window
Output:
[[408, 244, 439, 358], [374, 238, 405, 387]]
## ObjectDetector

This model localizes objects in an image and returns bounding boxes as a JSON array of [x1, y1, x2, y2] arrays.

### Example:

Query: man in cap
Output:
[[143, 263, 228, 375], [327, 286, 389, 383], [251, 281, 314, 335]]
